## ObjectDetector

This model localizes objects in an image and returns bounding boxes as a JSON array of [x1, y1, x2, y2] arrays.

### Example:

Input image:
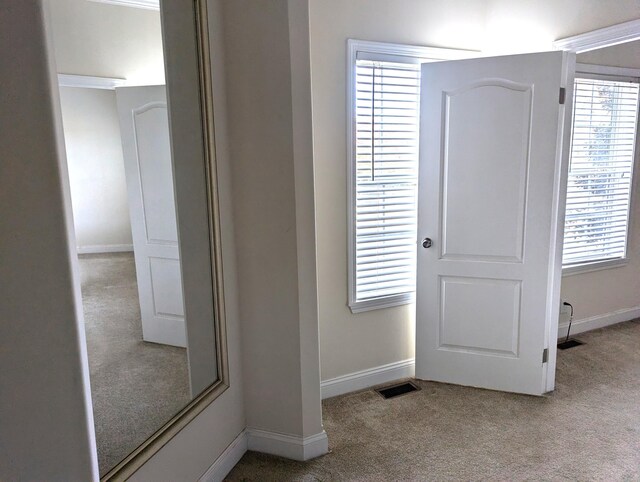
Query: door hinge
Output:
[[559, 87, 566, 105], [542, 348, 549, 363]]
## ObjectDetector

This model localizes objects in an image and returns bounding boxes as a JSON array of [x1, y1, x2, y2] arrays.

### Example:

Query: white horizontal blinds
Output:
[[563, 76, 640, 266], [354, 59, 420, 301]]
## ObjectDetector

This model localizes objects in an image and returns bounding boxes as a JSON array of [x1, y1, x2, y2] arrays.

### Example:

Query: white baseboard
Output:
[[198, 428, 328, 481], [199, 430, 248, 482], [247, 429, 328, 461], [321, 358, 415, 400], [198, 309, 637, 480], [77, 244, 133, 254], [558, 305, 640, 339], [320, 308, 639, 401]]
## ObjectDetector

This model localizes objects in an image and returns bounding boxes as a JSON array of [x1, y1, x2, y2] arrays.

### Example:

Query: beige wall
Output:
[[59, 87, 132, 250], [221, 0, 324, 440], [484, 0, 639, 53], [309, 0, 640, 381], [561, 41, 640, 321], [49, 0, 164, 84], [222, 0, 303, 435], [1, 2, 98, 478]]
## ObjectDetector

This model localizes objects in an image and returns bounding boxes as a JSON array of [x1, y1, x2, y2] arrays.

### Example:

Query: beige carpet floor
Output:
[[79, 253, 190, 476], [227, 320, 640, 481]]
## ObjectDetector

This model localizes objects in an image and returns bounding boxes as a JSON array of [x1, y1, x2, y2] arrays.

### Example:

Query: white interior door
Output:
[[116, 85, 186, 348], [415, 51, 574, 395]]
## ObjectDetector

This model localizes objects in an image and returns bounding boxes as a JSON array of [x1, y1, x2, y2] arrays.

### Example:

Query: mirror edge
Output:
[[101, 1, 229, 479], [196, 0, 230, 393]]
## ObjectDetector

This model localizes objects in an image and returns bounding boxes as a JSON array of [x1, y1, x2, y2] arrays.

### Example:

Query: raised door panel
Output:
[[439, 276, 521, 356], [149, 257, 185, 318], [441, 80, 532, 262], [133, 104, 179, 245]]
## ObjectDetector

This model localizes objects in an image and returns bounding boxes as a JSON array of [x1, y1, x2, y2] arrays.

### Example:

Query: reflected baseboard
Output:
[[77, 244, 133, 254]]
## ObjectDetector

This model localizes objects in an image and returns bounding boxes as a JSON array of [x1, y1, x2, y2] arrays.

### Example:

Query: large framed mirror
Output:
[[49, 0, 228, 479]]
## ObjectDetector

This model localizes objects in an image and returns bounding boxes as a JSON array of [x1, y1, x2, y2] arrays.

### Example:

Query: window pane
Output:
[[354, 59, 420, 302], [563, 77, 639, 267]]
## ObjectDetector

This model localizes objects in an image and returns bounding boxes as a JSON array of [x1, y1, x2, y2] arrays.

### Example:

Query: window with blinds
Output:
[[563, 75, 640, 268], [351, 57, 420, 308]]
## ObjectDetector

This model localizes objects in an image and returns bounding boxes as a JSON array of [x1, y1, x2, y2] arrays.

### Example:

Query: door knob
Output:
[[422, 237, 432, 249]]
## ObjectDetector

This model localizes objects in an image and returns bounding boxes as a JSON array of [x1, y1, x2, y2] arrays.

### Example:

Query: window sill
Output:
[[349, 292, 415, 313], [562, 257, 628, 277]]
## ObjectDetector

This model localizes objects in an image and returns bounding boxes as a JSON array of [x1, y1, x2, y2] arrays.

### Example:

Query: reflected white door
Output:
[[416, 52, 573, 395], [116, 86, 186, 347]]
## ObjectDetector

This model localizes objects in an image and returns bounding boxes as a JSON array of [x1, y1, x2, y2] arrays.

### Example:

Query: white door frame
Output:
[[546, 19, 640, 391]]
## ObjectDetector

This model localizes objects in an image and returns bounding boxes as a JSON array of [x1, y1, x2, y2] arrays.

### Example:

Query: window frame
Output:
[[346, 39, 472, 313], [562, 63, 640, 276]]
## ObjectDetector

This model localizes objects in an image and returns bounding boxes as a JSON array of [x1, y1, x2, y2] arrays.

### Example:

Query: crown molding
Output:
[[553, 19, 640, 53], [86, 0, 159, 11], [58, 74, 127, 90]]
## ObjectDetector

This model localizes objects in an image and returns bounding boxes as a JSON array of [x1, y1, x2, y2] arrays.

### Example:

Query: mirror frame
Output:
[[102, 1, 229, 479]]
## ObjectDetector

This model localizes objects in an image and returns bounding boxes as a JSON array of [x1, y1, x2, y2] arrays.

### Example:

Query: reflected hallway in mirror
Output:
[[50, 0, 221, 476], [77, 252, 190, 473]]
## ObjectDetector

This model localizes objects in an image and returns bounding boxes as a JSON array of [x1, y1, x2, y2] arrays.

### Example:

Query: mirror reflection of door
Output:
[[116, 85, 217, 398], [60, 81, 190, 477], [51, 0, 220, 476], [116, 86, 186, 349]]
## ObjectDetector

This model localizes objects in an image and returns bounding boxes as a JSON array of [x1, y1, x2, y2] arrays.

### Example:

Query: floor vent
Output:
[[558, 339, 584, 350], [375, 381, 420, 399]]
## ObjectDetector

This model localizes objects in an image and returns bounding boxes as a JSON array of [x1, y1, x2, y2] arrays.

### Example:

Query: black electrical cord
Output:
[[563, 302, 574, 343]]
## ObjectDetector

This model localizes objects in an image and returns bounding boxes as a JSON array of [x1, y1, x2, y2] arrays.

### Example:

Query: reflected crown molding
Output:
[[87, 0, 160, 11], [58, 74, 127, 90]]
